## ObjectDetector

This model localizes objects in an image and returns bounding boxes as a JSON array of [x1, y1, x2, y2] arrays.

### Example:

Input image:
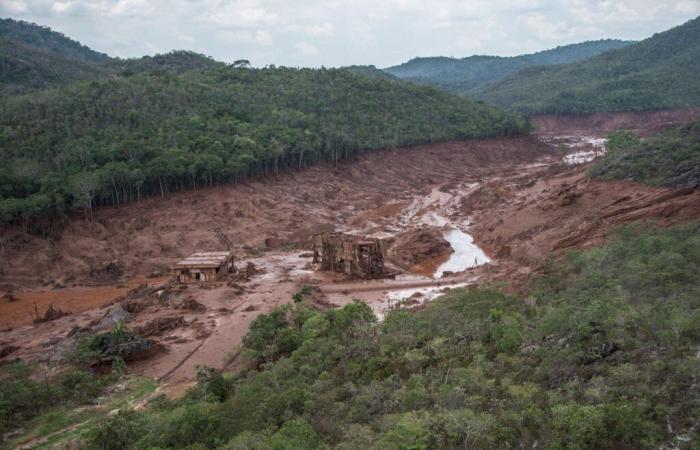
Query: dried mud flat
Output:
[[1, 110, 699, 392]]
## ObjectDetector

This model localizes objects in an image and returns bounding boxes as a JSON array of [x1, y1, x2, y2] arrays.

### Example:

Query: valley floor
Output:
[[1, 109, 699, 401]]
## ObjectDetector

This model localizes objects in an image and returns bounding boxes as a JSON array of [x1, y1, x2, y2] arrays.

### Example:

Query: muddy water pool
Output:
[[434, 229, 490, 277]]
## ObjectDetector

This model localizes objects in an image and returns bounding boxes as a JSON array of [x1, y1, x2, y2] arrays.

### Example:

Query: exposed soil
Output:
[[469, 164, 700, 285], [1, 109, 698, 392], [532, 107, 700, 138], [0, 282, 148, 329]]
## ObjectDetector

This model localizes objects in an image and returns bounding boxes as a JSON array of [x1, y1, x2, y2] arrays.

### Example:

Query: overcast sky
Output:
[[1, 0, 699, 67]]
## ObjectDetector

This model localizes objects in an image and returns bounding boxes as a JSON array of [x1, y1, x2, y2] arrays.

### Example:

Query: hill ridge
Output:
[[475, 15, 700, 114], [384, 39, 635, 94]]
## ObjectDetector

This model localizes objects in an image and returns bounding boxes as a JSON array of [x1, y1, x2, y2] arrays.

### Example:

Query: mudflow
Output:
[[1, 108, 699, 395]]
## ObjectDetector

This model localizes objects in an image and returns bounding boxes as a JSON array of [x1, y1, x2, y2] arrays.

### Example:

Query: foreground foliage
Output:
[[0, 361, 107, 440], [591, 119, 700, 188], [477, 16, 700, 114], [83, 224, 700, 449]]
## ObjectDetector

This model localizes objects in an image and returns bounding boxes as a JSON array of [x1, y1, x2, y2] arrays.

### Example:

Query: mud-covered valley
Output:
[[1, 109, 699, 397]]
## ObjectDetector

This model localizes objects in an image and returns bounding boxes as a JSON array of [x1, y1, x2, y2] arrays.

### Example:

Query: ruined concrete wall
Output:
[[313, 233, 388, 279], [174, 267, 219, 283]]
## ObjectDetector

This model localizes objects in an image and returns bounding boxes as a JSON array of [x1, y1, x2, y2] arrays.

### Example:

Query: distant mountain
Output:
[[0, 18, 108, 63], [0, 18, 230, 93], [0, 38, 106, 93], [476, 16, 700, 115], [108, 50, 226, 76], [385, 40, 635, 94], [343, 65, 398, 81]]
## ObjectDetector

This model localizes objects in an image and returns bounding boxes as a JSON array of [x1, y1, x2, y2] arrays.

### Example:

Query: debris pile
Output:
[[33, 303, 71, 323], [388, 228, 453, 269], [134, 316, 186, 337]]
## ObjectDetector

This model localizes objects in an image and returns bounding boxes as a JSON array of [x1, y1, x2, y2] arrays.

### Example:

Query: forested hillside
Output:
[[384, 40, 634, 94], [70, 222, 699, 449], [477, 16, 700, 114], [343, 65, 398, 81], [590, 119, 700, 187], [0, 67, 528, 228], [0, 38, 106, 93]]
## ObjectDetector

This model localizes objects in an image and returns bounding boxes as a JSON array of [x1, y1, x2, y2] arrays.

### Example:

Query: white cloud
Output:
[[108, 0, 154, 17], [50, 1, 73, 13], [295, 41, 318, 56], [674, 0, 700, 14], [304, 22, 334, 37], [2, 0, 28, 13], [1, 0, 698, 67], [197, 2, 279, 28], [255, 30, 273, 45]]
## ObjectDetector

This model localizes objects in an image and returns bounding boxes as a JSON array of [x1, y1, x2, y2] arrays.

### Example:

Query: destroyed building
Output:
[[312, 233, 389, 279], [173, 252, 235, 283]]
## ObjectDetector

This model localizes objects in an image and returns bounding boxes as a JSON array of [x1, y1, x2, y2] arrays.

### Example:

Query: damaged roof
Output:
[[174, 251, 233, 269]]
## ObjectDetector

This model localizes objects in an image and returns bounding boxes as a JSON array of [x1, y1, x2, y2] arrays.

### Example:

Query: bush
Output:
[[82, 409, 144, 450]]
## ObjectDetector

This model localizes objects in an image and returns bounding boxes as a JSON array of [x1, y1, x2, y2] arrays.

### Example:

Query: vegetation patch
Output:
[[590, 120, 700, 188]]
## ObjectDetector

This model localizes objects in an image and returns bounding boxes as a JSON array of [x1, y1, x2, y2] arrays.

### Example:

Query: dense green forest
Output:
[[384, 40, 634, 95], [0, 67, 528, 229], [31, 222, 687, 449], [0, 19, 529, 229], [476, 16, 700, 115], [590, 119, 700, 188], [0, 38, 108, 94]]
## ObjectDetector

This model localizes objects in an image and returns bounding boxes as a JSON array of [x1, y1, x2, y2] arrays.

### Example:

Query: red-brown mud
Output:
[[1, 109, 699, 391]]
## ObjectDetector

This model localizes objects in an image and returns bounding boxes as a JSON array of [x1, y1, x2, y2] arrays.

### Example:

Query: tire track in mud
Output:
[[159, 293, 252, 382], [159, 280, 295, 385]]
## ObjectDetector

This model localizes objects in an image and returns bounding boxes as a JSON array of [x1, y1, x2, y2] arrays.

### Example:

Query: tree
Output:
[[69, 171, 99, 220]]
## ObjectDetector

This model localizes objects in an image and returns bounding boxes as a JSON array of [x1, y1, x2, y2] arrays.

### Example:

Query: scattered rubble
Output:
[[89, 261, 123, 281], [95, 305, 131, 330], [33, 303, 71, 323], [0, 344, 18, 358], [134, 317, 186, 337], [176, 297, 206, 312], [245, 262, 259, 280], [2, 292, 19, 303]]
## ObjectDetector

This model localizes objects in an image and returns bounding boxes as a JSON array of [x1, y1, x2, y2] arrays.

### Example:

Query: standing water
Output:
[[434, 229, 490, 277]]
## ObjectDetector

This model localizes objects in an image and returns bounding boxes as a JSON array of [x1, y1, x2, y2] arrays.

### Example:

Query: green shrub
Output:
[[82, 409, 144, 450]]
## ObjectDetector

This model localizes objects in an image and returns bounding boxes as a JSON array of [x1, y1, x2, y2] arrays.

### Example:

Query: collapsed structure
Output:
[[312, 233, 389, 279], [173, 251, 235, 283]]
